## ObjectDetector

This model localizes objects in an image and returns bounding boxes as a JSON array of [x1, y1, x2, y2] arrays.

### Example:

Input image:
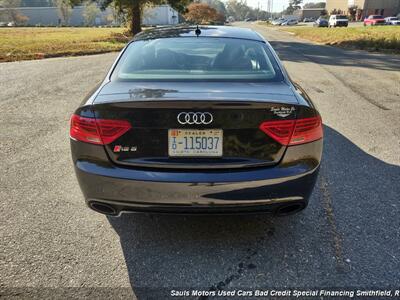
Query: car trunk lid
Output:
[[92, 81, 300, 169]]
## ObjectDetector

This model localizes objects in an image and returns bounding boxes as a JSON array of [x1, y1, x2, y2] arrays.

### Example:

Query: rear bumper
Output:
[[72, 139, 322, 215]]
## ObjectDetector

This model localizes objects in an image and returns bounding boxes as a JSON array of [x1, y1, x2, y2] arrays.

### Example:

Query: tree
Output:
[[285, 0, 302, 15], [226, 0, 250, 21], [54, 0, 76, 25], [225, 0, 271, 21], [0, 0, 29, 25], [50, 0, 84, 25], [290, 0, 302, 10], [348, 5, 357, 21], [200, 0, 226, 16], [184, 2, 223, 24], [303, 2, 325, 9], [100, 0, 191, 36], [83, 1, 100, 25], [244, 10, 253, 19]]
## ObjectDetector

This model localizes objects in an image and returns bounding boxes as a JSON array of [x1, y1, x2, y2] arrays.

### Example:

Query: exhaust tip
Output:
[[89, 201, 118, 216], [275, 203, 305, 216]]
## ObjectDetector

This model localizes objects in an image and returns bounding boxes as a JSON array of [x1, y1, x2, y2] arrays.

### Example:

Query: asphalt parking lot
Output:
[[1, 24, 400, 299]]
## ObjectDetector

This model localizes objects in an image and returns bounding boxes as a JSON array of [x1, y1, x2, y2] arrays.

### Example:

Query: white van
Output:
[[328, 15, 349, 27]]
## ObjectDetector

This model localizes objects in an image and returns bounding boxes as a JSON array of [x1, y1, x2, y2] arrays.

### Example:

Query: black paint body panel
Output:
[[70, 25, 323, 215]]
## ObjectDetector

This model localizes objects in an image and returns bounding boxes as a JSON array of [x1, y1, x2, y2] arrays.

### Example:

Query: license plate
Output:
[[168, 129, 223, 157]]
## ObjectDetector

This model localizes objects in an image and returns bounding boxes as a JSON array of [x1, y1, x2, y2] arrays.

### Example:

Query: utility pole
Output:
[[363, 0, 368, 20], [267, 0, 273, 20], [271, 0, 273, 19]]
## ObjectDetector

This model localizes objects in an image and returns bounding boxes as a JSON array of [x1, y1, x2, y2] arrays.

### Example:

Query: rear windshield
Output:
[[372, 15, 383, 19], [337, 15, 348, 19], [111, 37, 284, 82]]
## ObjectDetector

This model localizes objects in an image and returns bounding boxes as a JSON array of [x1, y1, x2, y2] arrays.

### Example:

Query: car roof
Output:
[[133, 25, 264, 42]]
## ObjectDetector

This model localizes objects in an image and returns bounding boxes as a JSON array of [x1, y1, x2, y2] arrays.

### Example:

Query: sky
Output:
[[243, 0, 326, 12]]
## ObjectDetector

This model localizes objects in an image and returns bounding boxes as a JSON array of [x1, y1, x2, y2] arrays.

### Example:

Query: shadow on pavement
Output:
[[268, 40, 400, 72], [108, 125, 400, 299]]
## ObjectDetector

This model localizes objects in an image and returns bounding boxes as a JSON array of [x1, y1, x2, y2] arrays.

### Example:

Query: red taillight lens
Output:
[[95, 119, 132, 145], [259, 120, 296, 146], [70, 115, 101, 144], [70, 114, 131, 145], [290, 116, 323, 145], [259, 116, 322, 146]]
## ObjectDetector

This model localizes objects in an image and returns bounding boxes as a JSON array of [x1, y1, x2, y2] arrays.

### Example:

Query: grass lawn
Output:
[[0, 27, 130, 62], [278, 26, 400, 54]]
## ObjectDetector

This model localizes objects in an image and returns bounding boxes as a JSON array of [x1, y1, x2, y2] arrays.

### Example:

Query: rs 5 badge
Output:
[[113, 145, 137, 152]]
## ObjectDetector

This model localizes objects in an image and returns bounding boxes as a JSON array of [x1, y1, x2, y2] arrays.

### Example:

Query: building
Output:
[[326, 0, 400, 19], [0, 5, 179, 26], [0, 6, 113, 26], [142, 5, 179, 26], [294, 8, 327, 20]]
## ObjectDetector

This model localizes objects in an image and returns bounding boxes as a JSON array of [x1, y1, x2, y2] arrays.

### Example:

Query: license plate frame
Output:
[[168, 129, 223, 157]]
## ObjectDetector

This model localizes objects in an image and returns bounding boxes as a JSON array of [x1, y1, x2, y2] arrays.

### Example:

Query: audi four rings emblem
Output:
[[177, 112, 213, 125]]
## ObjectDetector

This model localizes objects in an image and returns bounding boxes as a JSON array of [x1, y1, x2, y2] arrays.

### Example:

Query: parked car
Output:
[[313, 18, 329, 27], [70, 26, 323, 217], [385, 16, 400, 25], [364, 15, 385, 26], [328, 15, 348, 27], [271, 18, 286, 25], [281, 19, 298, 26], [303, 17, 315, 22]]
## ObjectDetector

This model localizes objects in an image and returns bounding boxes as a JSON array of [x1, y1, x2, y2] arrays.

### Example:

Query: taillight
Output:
[[259, 120, 296, 146], [70, 115, 101, 144], [70, 114, 131, 145], [259, 116, 322, 146], [290, 116, 323, 145]]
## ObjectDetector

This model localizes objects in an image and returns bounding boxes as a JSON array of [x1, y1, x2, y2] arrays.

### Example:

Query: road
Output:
[[1, 24, 400, 299]]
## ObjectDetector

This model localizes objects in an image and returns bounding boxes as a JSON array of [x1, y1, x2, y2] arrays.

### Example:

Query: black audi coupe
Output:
[[70, 26, 323, 216]]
